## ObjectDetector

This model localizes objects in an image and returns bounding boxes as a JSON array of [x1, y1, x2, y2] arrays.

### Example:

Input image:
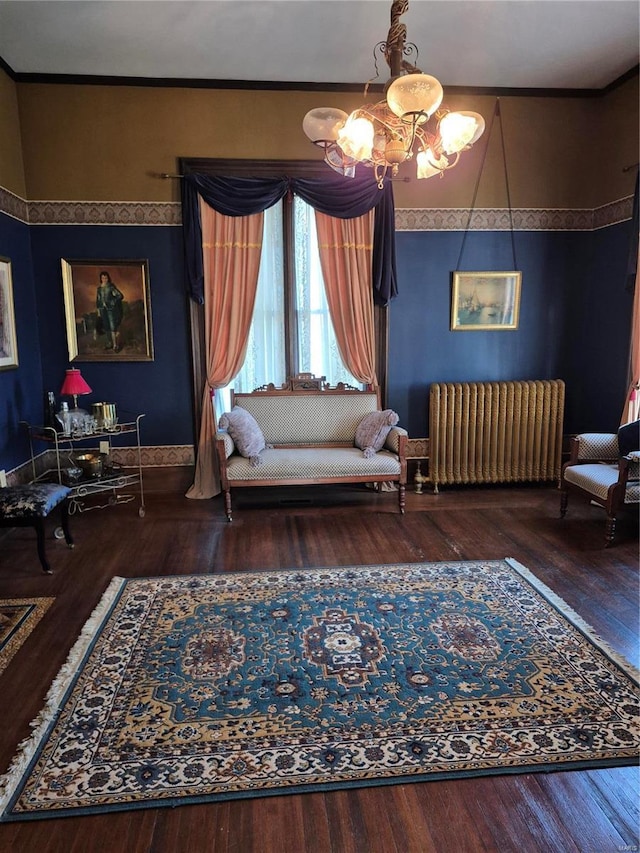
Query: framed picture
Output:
[[451, 271, 522, 331], [0, 256, 19, 370], [62, 259, 154, 361]]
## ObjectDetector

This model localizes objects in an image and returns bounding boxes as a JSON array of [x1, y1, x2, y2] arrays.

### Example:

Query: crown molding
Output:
[[4, 65, 637, 98]]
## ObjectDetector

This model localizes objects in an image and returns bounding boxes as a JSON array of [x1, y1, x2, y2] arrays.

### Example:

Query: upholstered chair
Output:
[[560, 427, 640, 546]]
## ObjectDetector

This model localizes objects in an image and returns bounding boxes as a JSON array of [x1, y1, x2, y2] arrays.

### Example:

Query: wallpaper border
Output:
[[395, 196, 634, 232], [0, 185, 634, 231], [0, 186, 29, 223]]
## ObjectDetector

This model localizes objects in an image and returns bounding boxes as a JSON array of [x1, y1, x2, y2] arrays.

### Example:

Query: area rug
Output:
[[0, 560, 638, 821], [0, 598, 54, 677]]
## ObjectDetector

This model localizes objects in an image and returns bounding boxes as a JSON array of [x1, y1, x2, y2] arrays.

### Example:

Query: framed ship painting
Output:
[[451, 271, 521, 331], [62, 259, 154, 362], [0, 256, 18, 370]]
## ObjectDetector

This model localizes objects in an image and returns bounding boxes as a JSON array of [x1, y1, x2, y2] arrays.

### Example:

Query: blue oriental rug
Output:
[[0, 560, 638, 820]]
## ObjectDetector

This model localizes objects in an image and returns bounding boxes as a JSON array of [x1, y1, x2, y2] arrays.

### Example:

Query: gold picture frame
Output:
[[62, 259, 154, 362], [451, 271, 521, 331], [0, 256, 19, 370]]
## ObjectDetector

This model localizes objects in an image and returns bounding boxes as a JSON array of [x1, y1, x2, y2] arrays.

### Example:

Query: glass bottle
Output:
[[44, 391, 58, 429], [56, 401, 71, 436]]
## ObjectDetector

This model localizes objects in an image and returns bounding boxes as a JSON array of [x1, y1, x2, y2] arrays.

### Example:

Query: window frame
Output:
[[180, 158, 389, 433]]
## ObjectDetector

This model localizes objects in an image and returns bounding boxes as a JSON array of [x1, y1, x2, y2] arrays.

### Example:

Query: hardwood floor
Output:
[[0, 477, 637, 853]]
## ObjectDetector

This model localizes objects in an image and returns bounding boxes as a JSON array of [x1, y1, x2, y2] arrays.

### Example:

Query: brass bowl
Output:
[[75, 453, 103, 477]]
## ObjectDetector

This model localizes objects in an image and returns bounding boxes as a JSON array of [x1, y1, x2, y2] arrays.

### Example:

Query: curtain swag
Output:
[[181, 172, 398, 307]]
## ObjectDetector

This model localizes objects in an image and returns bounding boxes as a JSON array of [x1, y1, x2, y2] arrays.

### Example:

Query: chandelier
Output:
[[303, 0, 485, 188]]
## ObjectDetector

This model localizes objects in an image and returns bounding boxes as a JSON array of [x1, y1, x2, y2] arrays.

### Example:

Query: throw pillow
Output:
[[355, 409, 399, 458], [618, 418, 640, 456], [218, 406, 266, 466]]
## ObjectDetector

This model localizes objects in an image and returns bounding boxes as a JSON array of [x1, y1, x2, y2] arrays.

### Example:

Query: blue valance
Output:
[[181, 172, 398, 307]]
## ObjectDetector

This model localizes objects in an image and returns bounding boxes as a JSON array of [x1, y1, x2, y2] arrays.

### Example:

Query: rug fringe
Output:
[[0, 576, 126, 814], [505, 558, 640, 682]]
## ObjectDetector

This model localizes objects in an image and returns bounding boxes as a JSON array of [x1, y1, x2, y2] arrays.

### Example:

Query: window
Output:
[[294, 198, 357, 384], [217, 195, 360, 412], [182, 157, 389, 430]]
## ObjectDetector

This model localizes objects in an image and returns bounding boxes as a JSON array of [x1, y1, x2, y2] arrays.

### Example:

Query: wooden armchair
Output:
[[560, 431, 640, 546]]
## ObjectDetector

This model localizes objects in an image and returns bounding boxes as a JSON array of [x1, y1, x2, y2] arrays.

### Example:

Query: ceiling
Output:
[[0, 1, 638, 91]]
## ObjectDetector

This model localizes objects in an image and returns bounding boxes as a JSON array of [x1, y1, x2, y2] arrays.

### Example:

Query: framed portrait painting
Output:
[[451, 271, 522, 331], [0, 256, 19, 370], [62, 259, 154, 362]]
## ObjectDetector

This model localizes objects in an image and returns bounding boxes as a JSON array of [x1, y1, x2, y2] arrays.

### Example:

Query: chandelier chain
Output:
[[383, 0, 421, 76]]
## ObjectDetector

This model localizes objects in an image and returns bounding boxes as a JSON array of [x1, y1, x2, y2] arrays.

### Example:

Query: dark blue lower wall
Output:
[[560, 224, 635, 433], [388, 224, 634, 437], [29, 225, 194, 450], [0, 213, 43, 471], [0, 210, 635, 473]]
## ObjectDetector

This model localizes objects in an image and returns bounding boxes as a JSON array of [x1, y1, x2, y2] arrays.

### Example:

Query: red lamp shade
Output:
[[60, 369, 92, 409]]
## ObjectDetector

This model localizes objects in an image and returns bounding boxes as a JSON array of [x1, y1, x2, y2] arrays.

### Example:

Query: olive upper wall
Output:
[[0, 69, 26, 198], [11, 76, 639, 210]]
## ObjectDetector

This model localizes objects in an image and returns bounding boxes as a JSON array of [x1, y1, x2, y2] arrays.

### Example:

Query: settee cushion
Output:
[[226, 447, 402, 481], [219, 407, 266, 465], [355, 410, 399, 458]]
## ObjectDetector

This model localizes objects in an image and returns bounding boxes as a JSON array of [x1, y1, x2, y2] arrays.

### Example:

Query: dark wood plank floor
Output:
[[0, 477, 637, 853]]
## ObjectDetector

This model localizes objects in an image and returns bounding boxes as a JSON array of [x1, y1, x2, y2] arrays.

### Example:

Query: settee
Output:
[[216, 379, 408, 521]]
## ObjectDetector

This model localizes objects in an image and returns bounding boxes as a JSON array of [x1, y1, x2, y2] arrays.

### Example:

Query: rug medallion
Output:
[[0, 598, 54, 677], [0, 560, 637, 820]]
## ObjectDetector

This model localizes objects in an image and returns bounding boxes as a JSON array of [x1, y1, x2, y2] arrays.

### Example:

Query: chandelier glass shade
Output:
[[303, 0, 485, 187]]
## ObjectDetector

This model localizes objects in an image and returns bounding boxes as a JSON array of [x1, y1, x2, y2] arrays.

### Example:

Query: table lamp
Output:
[[60, 368, 92, 414]]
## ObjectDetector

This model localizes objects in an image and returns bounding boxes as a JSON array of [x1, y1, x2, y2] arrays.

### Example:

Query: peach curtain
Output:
[[621, 248, 640, 424], [314, 210, 377, 387], [186, 200, 263, 499]]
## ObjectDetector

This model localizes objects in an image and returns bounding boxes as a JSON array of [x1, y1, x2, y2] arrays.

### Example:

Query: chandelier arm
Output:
[[354, 104, 400, 136], [348, 105, 417, 166], [372, 42, 386, 77], [374, 163, 388, 189], [400, 111, 428, 153], [429, 150, 460, 171], [444, 151, 460, 169], [364, 42, 387, 98], [355, 103, 421, 141], [402, 43, 420, 71], [414, 125, 437, 163]]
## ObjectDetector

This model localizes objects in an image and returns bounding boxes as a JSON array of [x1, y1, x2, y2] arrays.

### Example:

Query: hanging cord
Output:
[[456, 99, 498, 270], [498, 100, 518, 270], [456, 99, 517, 270]]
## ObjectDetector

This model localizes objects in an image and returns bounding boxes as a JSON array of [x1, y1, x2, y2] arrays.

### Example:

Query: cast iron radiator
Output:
[[428, 380, 565, 492]]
